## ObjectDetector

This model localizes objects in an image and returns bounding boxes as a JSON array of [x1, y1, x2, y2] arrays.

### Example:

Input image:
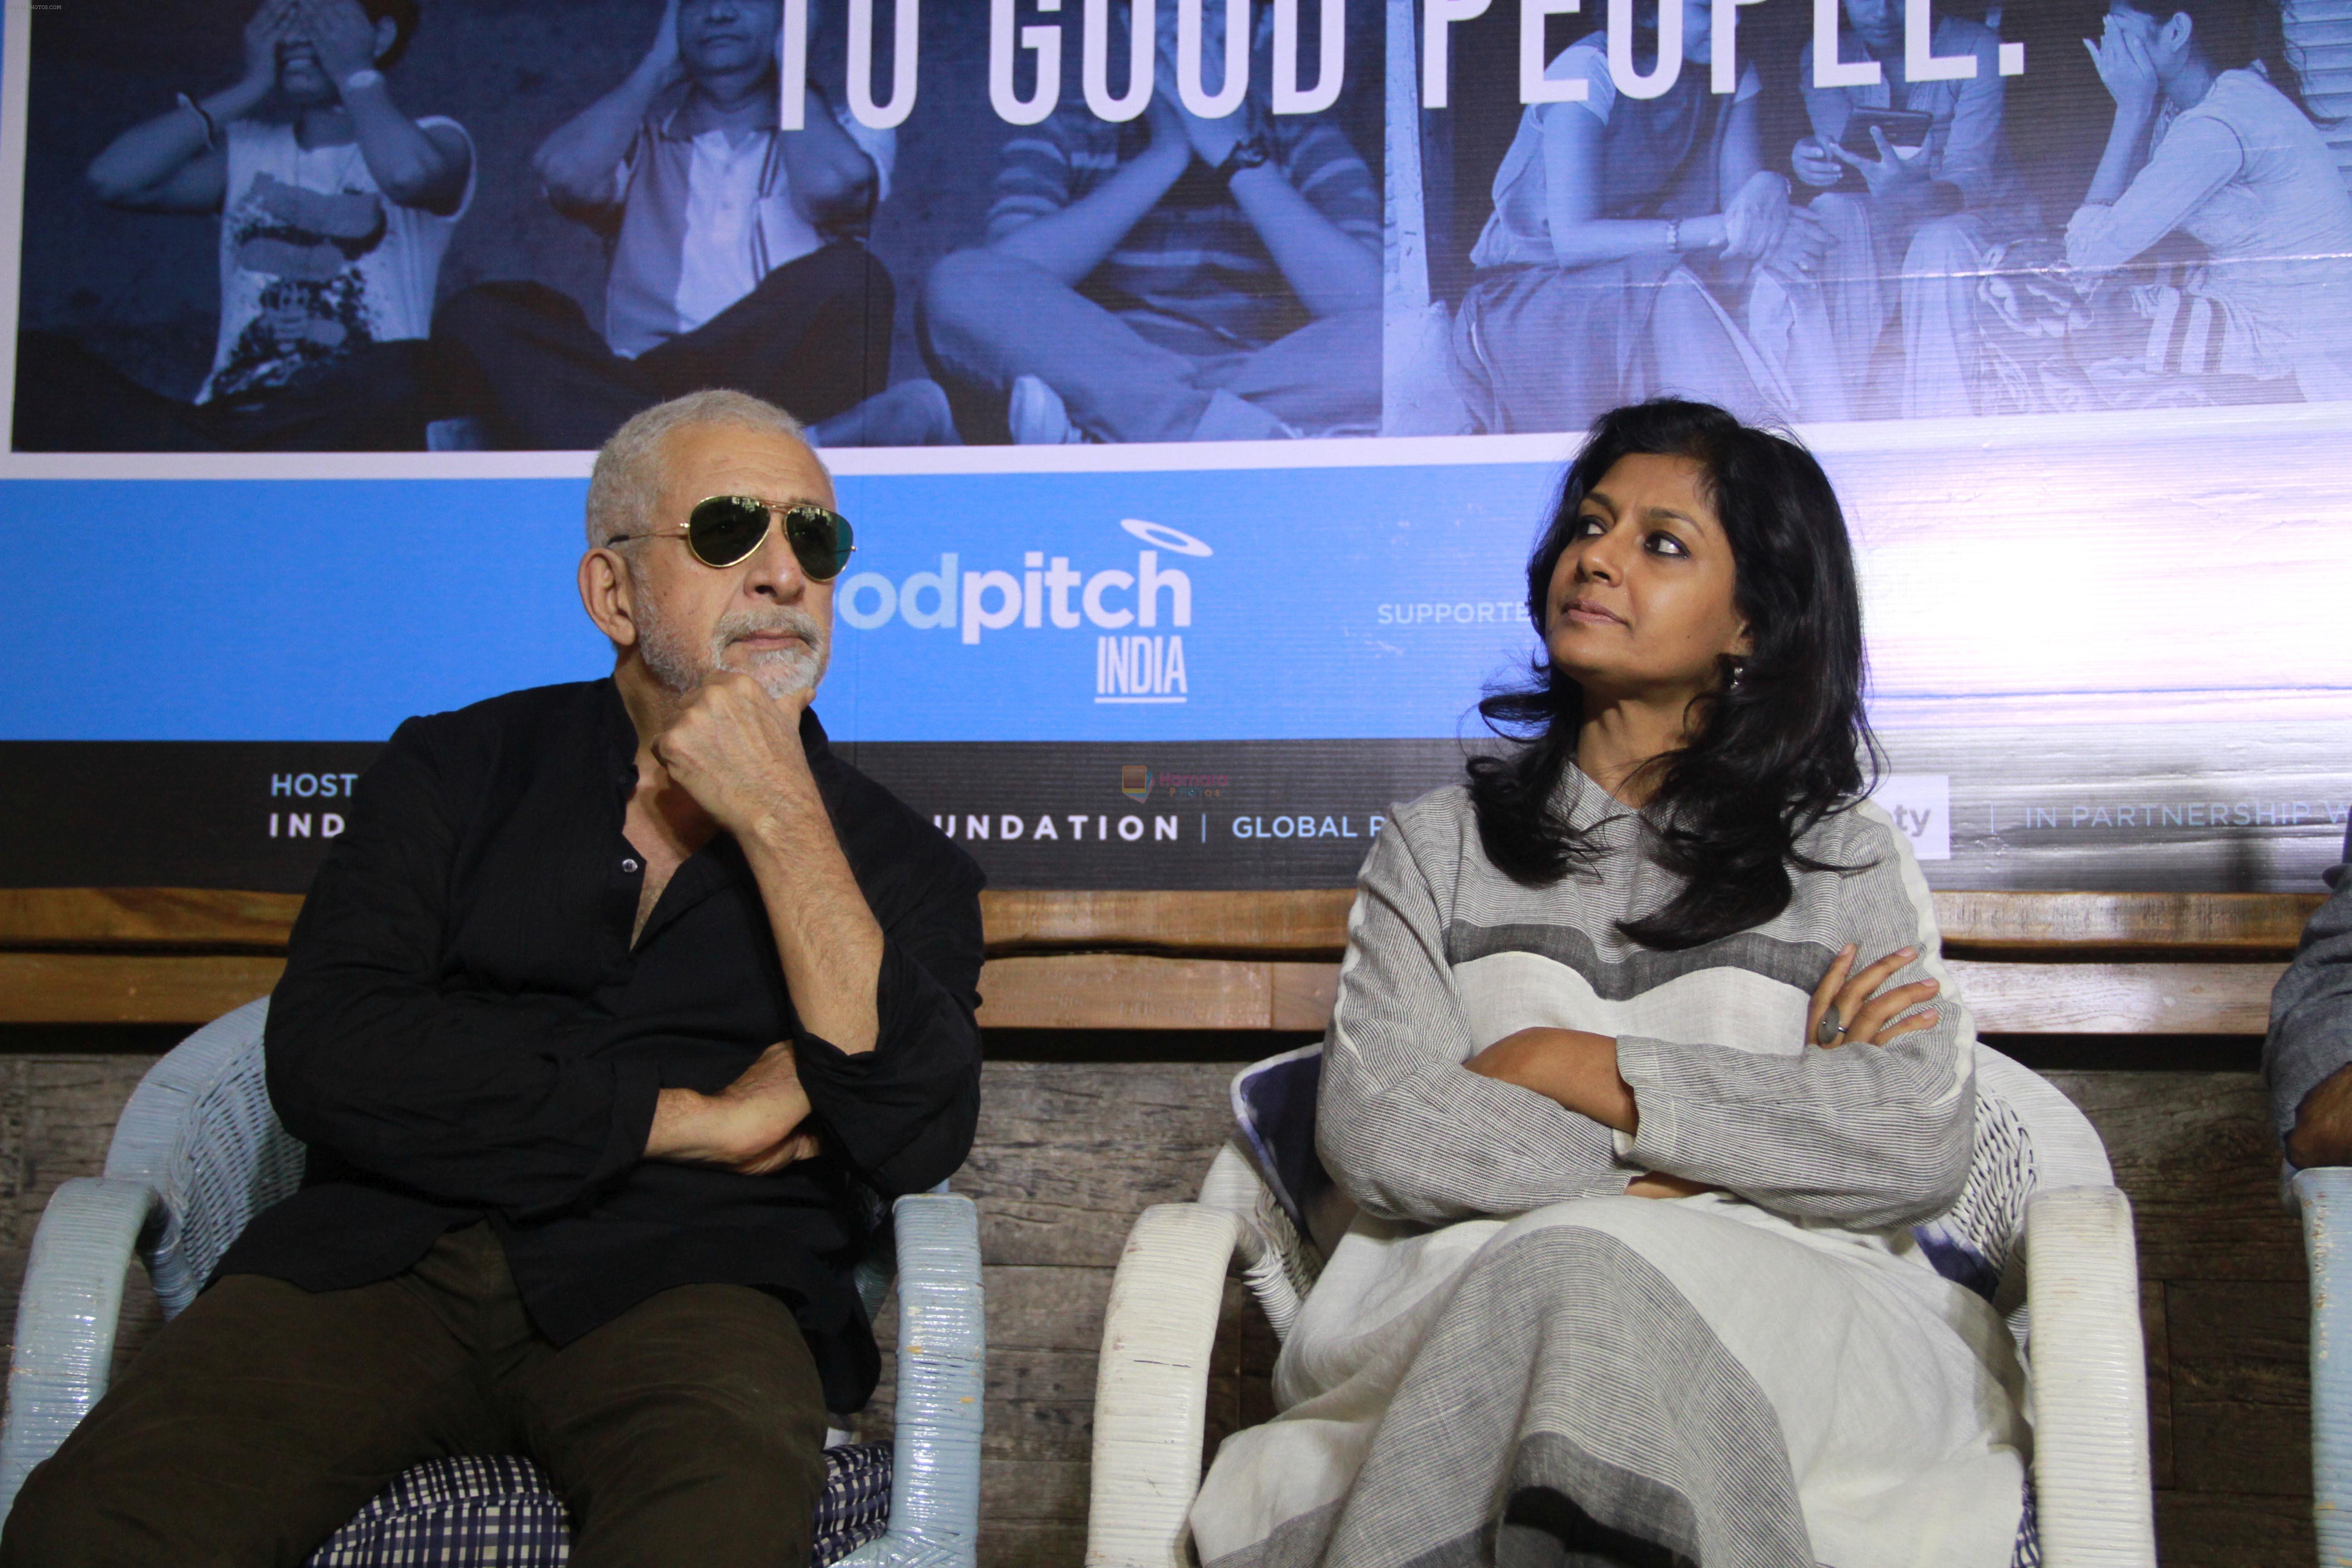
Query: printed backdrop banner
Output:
[[0, 0, 2346, 893]]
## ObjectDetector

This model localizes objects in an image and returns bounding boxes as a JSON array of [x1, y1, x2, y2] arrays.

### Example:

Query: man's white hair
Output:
[[584, 390, 809, 550]]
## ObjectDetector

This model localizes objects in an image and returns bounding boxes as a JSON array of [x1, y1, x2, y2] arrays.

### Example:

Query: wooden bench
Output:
[[0, 886, 2318, 1034], [0, 886, 2327, 1567]]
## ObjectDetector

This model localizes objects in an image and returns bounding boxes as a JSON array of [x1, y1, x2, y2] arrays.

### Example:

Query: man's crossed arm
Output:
[[641, 671, 888, 1176], [265, 684, 979, 1220]]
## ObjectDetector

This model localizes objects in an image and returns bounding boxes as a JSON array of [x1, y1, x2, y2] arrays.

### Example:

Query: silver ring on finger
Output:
[[1815, 1005, 1844, 1046]]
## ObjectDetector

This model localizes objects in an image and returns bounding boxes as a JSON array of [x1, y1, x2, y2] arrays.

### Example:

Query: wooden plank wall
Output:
[[0, 888, 2324, 1563], [0, 888, 2318, 1033], [0, 1051, 2312, 1567]]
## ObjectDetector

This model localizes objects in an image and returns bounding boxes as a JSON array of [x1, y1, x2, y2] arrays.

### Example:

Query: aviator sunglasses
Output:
[[608, 495, 857, 581]]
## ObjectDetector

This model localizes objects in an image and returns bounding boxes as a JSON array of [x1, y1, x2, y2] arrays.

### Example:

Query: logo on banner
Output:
[[1121, 766, 1152, 802], [833, 518, 1211, 706], [1869, 775, 1951, 860]]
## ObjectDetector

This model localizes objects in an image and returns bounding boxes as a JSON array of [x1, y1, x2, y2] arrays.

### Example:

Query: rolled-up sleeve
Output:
[[794, 861, 985, 1196], [265, 718, 661, 1223], [2267, 824, 2352, 1152], [1614, 823, 1978, 1231], [1318, 821, 1632, 1227]]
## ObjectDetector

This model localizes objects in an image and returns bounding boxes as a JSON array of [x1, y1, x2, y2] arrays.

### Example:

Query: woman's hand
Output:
[[1720, 171, 1793, 263], [1466, 1026, 1637, 1133], [1625, 1171, 1716, 1199], [1805, 943, 1940, 1049], [2084, 20, 2161, 122]]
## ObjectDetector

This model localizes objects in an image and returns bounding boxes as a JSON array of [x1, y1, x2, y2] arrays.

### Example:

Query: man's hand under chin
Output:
[[647, 667, 887, 1056], [650, 668, 817, 841], [646, 1041, 822, 1174]]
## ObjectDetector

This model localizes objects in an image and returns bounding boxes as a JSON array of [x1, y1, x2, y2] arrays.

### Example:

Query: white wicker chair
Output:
[[0, 998, 986, 1568], [2290, 1166, 2352, 1567], [1086, 1044, 2154, 1568]]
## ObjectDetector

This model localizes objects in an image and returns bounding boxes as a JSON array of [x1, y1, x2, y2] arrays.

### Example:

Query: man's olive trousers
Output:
[[0, 1223, 830, 1568]]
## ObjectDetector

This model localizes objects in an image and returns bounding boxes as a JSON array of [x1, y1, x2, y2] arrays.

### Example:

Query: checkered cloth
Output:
[[304, 1443, 893, 1566], [813, 1442, 894, 1563], [2011, 1473, 2040, 1568]]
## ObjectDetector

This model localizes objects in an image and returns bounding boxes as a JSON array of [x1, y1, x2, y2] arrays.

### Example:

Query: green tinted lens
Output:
[[685, 496, 771, 567], [783, 505, 855, 581]]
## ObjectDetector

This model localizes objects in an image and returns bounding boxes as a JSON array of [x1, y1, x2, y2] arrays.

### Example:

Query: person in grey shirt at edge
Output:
[[2268, 821, 2352, 1168]]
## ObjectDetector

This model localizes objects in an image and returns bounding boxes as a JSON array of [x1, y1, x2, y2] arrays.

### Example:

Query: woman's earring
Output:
[[1727, 659, 1748, 692]]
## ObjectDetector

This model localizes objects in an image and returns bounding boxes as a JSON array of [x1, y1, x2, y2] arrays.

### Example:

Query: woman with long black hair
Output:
[[1191, 401, 2025, 1568]]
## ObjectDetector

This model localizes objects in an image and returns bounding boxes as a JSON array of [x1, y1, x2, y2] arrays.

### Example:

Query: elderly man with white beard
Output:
[[0, 390, 985, 1568]]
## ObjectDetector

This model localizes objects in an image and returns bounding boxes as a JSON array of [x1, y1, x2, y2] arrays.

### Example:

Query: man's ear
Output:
[[2163, 11, 2194, 59], [580, 549, 642, 650]]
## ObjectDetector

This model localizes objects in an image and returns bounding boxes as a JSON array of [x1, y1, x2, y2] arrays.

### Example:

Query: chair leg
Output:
[[0, 1178, 161, 1525], [2296, 1168, 2352, 1565]]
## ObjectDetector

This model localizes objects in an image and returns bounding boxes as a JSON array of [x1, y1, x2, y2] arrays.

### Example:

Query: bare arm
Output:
[[1718, 83, 1764, 190], [1466, 1028, 1637, 1128], [85, 106, 244, 214], [646, 1040, 821, 1173], [1315, 818, 1633, 1226], [2085, 105, 2156, 209], [535, 0, 683, 218], [1467, 946, 1938, 1127], [2082, 24, 2161, 208], [736, 758, 885, 1053], [632, 671, 887, 1175], [1531, 86, 1814, 274], [348, 103, 471, 213], [990, 94, 1191, 284], [1537, 98, 1758, 268], [1225, 165, 1377, 315], [1467, 931, 1966, 1222], [779, 88, 879, 229], [1167, 101, 1377, 318], [2069, 113, 2238, 270], [653, 672, 885, 1054], [85, 0, 289, 211], [305, 0, 470, 212]]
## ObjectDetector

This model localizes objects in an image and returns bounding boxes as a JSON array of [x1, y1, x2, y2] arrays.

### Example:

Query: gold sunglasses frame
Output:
[[605, 495, 857, 580]]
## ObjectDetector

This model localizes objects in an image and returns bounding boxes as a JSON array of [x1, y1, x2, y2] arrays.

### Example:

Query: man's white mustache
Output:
[[715, 609, 823, 650]]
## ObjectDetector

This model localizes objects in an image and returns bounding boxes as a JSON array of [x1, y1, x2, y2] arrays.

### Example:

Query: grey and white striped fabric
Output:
[[1192, 775, 2029, 1568], [1317, 776, 1978, 1233]]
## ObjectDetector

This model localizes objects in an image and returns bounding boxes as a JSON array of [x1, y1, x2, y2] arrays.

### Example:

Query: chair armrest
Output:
[[1087, 1202, 1243, 1568], [0, 1177, 162, 1522], [2024, 1184, 2156, 1568], [840, 1192, 985, 1568], [2294, 1166, 2352, 1565]]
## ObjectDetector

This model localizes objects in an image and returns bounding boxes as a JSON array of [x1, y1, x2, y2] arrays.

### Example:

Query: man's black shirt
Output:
[[219, 679, 985, 1411]]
